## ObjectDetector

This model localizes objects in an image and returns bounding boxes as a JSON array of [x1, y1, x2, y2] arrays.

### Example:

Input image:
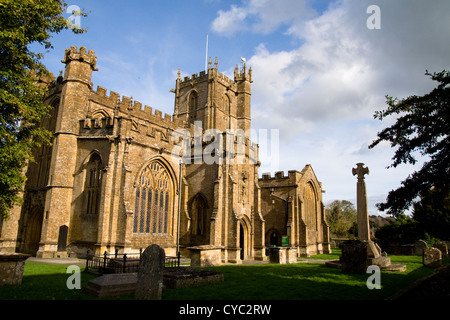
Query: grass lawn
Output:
[[163, 253, 436, 300], [0, 263, 100, 300], [0, 250, 442, 300]]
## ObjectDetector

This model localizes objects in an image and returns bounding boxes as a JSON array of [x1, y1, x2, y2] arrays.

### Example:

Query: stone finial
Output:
[[61, 46, 98, 71], [352, 163, 369, 181]]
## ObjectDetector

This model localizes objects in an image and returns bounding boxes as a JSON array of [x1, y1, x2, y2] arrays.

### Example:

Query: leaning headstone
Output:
[[423, 247, 442, 268], [414, 240, 428, 256], [134, 244, 165, 300], [435, 242, 448, 258]]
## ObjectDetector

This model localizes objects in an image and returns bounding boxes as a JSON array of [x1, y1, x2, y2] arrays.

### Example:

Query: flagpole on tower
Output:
[[205, 34, 209, 72]]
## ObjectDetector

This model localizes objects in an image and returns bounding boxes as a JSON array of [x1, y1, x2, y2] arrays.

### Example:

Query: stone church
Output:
[[0, 46, 330, 262]]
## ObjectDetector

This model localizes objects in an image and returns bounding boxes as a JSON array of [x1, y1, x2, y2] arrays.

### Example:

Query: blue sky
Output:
[[37, 0, 450, 215]]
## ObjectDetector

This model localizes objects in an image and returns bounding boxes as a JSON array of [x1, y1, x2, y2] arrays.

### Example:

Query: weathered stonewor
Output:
[[82, 267, 225, 298], [82, 273, 137, 297], [414, 240, 428, 256], [340, 240, 368, 274], [134, 244, 165, 300], [423, 247, 442, 268], [435, 242, 448, 258], [351, 163, 380, 259], [335, 164, 406, 273], [0, 253, 30, 287], [188, 245, 222, 267]]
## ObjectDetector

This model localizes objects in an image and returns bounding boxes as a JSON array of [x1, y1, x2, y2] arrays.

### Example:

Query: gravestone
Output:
[[82, 273, 138, 297], [340, 240, 368, 274], [414, 240, 428, 256], [435, 242, 448, 258], [134, 244, 165, 300], [423, 247, 442, 268]]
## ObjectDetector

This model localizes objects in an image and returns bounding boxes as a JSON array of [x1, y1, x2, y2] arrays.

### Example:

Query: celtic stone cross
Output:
[[352, 163, 371, 241]]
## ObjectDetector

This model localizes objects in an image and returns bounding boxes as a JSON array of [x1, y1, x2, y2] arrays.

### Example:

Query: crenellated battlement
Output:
[[61, 46, 256, 150], [61, 46, 98, 71], [258, 165, 323, 191], [178, 57, 251, 89], [181, 70, 208, 83], [234, 63, 252, 83], [90, 85, 179, 125], [260, 170, 302, 182]]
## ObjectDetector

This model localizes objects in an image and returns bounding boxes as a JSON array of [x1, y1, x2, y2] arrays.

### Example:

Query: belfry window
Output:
[[133, 161, 173, 234], [189, 91, 198, 112], [85, 153, 102, 215]]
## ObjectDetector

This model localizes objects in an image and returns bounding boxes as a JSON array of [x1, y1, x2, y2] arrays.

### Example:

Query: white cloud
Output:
[[211, 0, 314, 36], [216, 0, 450, 214], [211, 4, 249, 36]]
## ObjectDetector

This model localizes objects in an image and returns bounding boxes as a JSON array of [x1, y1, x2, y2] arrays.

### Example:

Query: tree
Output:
[[369, 70, 450, 217], [412, 187, 450, 240], [374, 214, 425, 246], [325, 200, 357, 238], [0, 1, 86, 219]]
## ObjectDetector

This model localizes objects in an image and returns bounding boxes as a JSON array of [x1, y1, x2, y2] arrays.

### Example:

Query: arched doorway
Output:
[[24, 208, 44, 255], [239, 218, 251, 261], [270, 231, 279, 246]]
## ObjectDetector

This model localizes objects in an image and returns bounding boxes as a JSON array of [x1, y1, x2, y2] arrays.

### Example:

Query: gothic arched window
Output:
[[133, 161, 173, 234], [189, 90, 198, 112], [304, 182, 317, 230], [85, 153, 103, 215], [223, 94, 230, 113]]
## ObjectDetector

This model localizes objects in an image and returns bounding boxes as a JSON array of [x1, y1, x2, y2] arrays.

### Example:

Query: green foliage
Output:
[[369, 70, 450, 216], [423, 232, 441, 247], [325, 200, 357, 238], [0, 0, 86, 218], [375, 214, 425, 246], [412, 187, 450, 240]]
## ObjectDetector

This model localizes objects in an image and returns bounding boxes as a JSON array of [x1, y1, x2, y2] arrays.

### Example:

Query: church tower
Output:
[[38, 46, 98, 258], [173, 58, 252, 133]]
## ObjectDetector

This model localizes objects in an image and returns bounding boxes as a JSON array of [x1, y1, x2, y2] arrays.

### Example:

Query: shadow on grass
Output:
[[1, 257, 438, 301], [164, 263, 369, 300], [163, 256, 437, 300], [0, 263, 99, 300]]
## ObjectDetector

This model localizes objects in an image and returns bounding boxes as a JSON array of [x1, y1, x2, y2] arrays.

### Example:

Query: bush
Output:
[[375, 214, 425, 246]]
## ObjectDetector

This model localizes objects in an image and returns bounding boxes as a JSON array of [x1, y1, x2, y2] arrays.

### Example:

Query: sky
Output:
[[36, 0, 450, 216]]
